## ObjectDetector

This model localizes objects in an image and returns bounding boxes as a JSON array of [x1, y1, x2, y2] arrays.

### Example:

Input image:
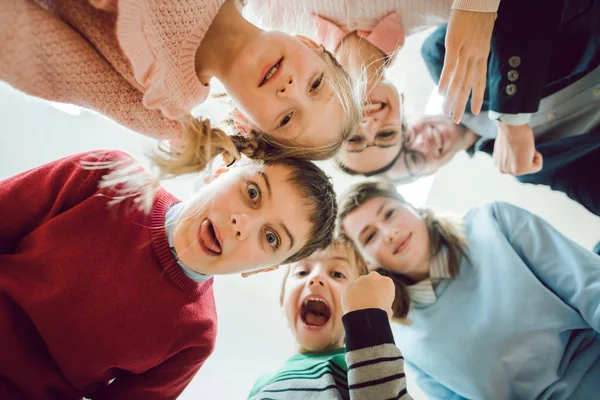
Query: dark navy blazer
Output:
[[420, 0, 600, 216]]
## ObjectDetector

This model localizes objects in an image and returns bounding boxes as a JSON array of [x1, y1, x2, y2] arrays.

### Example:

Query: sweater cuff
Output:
[[343, 308, 395, 352], [451, 0, 500, 13]]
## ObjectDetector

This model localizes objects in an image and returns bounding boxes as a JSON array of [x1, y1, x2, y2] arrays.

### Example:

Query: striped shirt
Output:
[[248, 309, 412, 400]]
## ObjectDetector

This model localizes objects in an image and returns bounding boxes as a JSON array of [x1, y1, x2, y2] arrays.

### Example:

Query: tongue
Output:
[[200, 220, 221, 253], [305, 312, 327, 326]]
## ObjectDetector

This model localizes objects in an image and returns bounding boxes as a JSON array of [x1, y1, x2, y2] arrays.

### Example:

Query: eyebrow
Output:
[[283, 224, 295, 251], [260, 171, 294, 251], [258, 171, 272, 200]]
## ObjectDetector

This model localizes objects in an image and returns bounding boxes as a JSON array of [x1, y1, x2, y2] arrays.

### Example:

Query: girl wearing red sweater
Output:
[[0, 0, 361, 162], [0, 147, 337, 399]]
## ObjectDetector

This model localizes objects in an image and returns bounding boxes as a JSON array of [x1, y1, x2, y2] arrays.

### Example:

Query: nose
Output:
[[230, 213, 254, 241], [278, 76, 301, 99], [410, 126, 435, 154], [307, 268, 327, 287], [383, 226, 399, 244], [360, 116, 379, 142]]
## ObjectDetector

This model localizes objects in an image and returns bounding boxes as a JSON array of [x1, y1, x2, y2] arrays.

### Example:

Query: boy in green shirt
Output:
[[249, 238, 412, 399]]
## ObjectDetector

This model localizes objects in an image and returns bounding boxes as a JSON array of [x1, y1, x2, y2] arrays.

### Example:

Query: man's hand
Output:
[[342, 272, 395, 318], [439, 10, 496, 123], [493, 122, 543, 176]]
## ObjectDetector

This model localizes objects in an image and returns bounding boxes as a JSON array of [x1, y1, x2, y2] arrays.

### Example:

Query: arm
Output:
[[343, 309, 412, 399], [405, 362, 468, 400], [0, 151, 126, 253], [92, 347, 209, 400], [486, 0, 565, 115], [0, 0, 181, 139], [492, 202, 600, 332]]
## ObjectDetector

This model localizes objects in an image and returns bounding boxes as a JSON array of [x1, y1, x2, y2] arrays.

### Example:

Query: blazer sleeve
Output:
[[486, 0, 566, 114]]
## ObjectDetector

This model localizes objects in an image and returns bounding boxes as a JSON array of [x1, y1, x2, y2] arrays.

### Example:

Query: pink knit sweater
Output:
[[248, 0, 500, 55], [0, 0, 225, 139]]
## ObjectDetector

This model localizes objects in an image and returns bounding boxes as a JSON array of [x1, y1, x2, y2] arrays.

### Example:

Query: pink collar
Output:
[[311, 12, 405, 61]]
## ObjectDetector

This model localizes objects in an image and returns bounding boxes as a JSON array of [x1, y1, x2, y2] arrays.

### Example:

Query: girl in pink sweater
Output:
[[248, 0, 499, 174], [0, 0, 361, 162]]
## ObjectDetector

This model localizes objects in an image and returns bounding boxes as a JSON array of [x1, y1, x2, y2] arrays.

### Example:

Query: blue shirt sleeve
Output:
[[406, 361, 467, 400], [490, 202, 600, 332]]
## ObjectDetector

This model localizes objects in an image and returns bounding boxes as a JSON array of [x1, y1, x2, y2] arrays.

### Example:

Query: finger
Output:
[[451, 58, 476, 123], [470, 58, 487, 115], [442, 53, 468, 117], [438, 45, 459, 94]]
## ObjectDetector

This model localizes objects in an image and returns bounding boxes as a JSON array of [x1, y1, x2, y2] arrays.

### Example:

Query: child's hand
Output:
[[341, 272, 395, 318]]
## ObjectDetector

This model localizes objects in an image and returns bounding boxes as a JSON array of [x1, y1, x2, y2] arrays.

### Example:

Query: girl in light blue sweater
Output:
[[337, 180, 600, 400]]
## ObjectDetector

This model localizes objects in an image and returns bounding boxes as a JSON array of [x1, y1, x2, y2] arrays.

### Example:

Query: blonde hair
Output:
[[336, 181, 468, 322], [278, 236, 368, 307]]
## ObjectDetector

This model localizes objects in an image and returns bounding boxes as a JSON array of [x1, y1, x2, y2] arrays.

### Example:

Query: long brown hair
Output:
[[336, 181, 468, 321]]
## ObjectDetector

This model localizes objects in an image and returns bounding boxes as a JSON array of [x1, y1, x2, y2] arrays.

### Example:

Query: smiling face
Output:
[[172, 163, 313, 275], [387, 115, 474, 181], [342, 197, 430, 281], [282, 244, 361, 353], [223, 33, 346, 149], [337, 80, 403, 174]]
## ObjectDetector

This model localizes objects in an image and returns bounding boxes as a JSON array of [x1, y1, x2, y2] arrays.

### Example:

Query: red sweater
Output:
[[0, 151, 217, 400]]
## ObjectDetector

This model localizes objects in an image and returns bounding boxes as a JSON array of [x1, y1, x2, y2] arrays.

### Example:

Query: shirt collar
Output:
[[406, 246, 451, 305], [165, 203, 212, 282]]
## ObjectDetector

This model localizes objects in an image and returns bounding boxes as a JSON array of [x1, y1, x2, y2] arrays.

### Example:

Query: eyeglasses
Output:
[[344, 128, 403, 153], [398, 130, 426, 179]]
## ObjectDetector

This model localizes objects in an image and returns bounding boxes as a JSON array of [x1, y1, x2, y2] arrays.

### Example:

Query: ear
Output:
[[241, 265, 279, 278], [203, 163, 230, 184], [231, 107, 253, 136], [295, 35, 324, 52]]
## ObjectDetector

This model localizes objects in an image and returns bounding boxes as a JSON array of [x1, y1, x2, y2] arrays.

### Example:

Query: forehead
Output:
[[262, 163, 314, 251], [343, 197, 389, 235]]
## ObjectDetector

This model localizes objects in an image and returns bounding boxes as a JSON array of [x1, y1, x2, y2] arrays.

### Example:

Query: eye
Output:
[[310, 73, 324, 92], [247, 182, 261, 205], [294, 269, 308, 277], [377, 130, 396, 139], [279, 112, 293, 128], [365, 231, 376, 245], [265, 230, 280, 250], [348, 135, 363, 143], [331, 271, 346, 279], [385, 209, 395, 220]]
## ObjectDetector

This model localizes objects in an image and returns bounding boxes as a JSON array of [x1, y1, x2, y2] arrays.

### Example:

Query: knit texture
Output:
[[0, 150, 217, 399], [247, 0, 499, 44], [0, 0, 225, 139]]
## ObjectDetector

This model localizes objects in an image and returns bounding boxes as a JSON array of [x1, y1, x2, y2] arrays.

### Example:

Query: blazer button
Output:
[[505, 84, 517, 95], [508, 56, 521, 68], [507, 70, 519, 82]]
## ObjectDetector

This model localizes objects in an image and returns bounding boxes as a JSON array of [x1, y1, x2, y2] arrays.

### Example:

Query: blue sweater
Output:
[[394, 202, 600, 399]]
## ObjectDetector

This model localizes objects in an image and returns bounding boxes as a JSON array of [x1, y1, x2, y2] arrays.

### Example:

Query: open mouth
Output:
[[197, 219, 222, 256], [363, 101, 387, 116], [259, 58, 283, 87], [300, 296, 331, 328], [393, 233, 412, 255]]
